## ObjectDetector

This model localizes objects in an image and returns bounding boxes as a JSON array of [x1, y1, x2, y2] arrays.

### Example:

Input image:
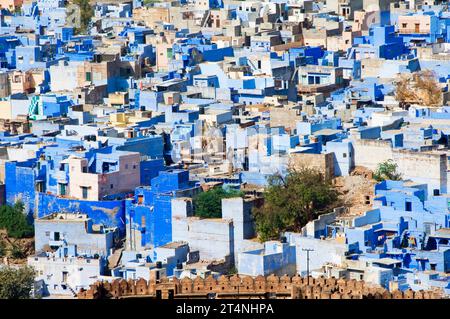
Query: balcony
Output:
[[297, 83, 342, 94], [49, 240, 65, 247], [398, 28, 430, 35]]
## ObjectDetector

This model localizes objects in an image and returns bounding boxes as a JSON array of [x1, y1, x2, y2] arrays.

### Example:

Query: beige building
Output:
[[67, 151, 141, 201], [398, 14, 432, 34], [0, 0, 22, 11], [133, 6, 172, 28], [0, 71, 10, 97], [289, 152, 335, 180], [9, 70, 33, 94]]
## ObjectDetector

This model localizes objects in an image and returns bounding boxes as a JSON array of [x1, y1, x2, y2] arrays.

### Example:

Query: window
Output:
[[433, 189, 440, 196], [120, 68, 132, 77], [110, 184, 114, 189], [62, 271, 68, 283], [54, 232, 60, 241], [402, 23, 407, 28], [102, 162, 110, 173], [81, 186, 88, 199], [343, 153, 347, 158], [45, 231, 50, 237], [58, 183, 67, 196], [35, 181, 44, 192], [85, 72, 91, 81], [405, 201, 412, 212]]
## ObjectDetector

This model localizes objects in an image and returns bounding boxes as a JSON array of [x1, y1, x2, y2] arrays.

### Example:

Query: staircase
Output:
[[134, 88, 141, 110], [200, 10, 211, 28], [66, 284, 77, 298], [291, 66, 299, 82], [108, 248, 124, 269], [28, 95, 40, 120], [247, 59, 263, 75]]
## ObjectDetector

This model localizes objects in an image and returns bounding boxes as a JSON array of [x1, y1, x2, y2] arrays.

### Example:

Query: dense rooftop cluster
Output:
[[0, 0, 449, 299]]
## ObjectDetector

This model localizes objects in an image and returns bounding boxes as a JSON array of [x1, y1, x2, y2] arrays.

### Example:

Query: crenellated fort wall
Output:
[[77, 274, 443, 299]]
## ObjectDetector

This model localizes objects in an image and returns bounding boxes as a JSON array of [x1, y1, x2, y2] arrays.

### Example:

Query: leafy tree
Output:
[[0, 241, 5, 257], [228, 266, 238, 275], [193, 187, 244, 218], [373, 160, 402, 182], [0, 202, 34, 239], [10, 244, 26, 259], [253, 168, 339, 241], [143, 0, 160, 5], [72, 0, 93, 34], [0, 266, 35, 299]]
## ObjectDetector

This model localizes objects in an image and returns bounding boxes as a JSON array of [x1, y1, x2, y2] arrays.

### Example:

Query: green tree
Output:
[[228, 266, 238, 275], [0, 241, 5, 257], [10, 244, 26, 259], [253, 168, 339, 241], [0, 266, 35, 299], [0, 202, 34, 239], [143, 0, 160, 5], [72, 0, 93, 34], [373, 160, 402, 182], [193, 188, 244, 218]]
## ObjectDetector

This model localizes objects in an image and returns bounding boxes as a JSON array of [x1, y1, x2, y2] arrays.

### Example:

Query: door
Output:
[[59, 183, 67, 196], [62, 271, 68, 283], [81, 186, 88, 199]]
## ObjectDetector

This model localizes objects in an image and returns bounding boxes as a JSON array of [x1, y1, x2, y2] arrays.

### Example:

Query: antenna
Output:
[[302, 248, 314, 286]]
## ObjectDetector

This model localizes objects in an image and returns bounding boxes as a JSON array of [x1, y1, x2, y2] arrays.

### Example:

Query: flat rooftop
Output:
[[38, 213, 89, 222], [159, 241, 188, 249]]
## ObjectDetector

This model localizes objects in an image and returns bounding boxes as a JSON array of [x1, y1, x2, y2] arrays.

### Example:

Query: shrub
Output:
[[373, 160, 402, 182], [10, 244, 26, 259], [0, 266, 35, 299], [0, 202, 34, 239], [193, 187, 244, 218], [253, 168, 339, 241]]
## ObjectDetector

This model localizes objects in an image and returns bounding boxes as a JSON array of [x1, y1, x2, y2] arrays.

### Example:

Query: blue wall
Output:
[[35, 193, 127, 234]]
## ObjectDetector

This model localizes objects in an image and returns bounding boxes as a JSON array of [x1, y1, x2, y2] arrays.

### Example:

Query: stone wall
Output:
[[289, 152, 335, 180], [77, 274, 443, 299]]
